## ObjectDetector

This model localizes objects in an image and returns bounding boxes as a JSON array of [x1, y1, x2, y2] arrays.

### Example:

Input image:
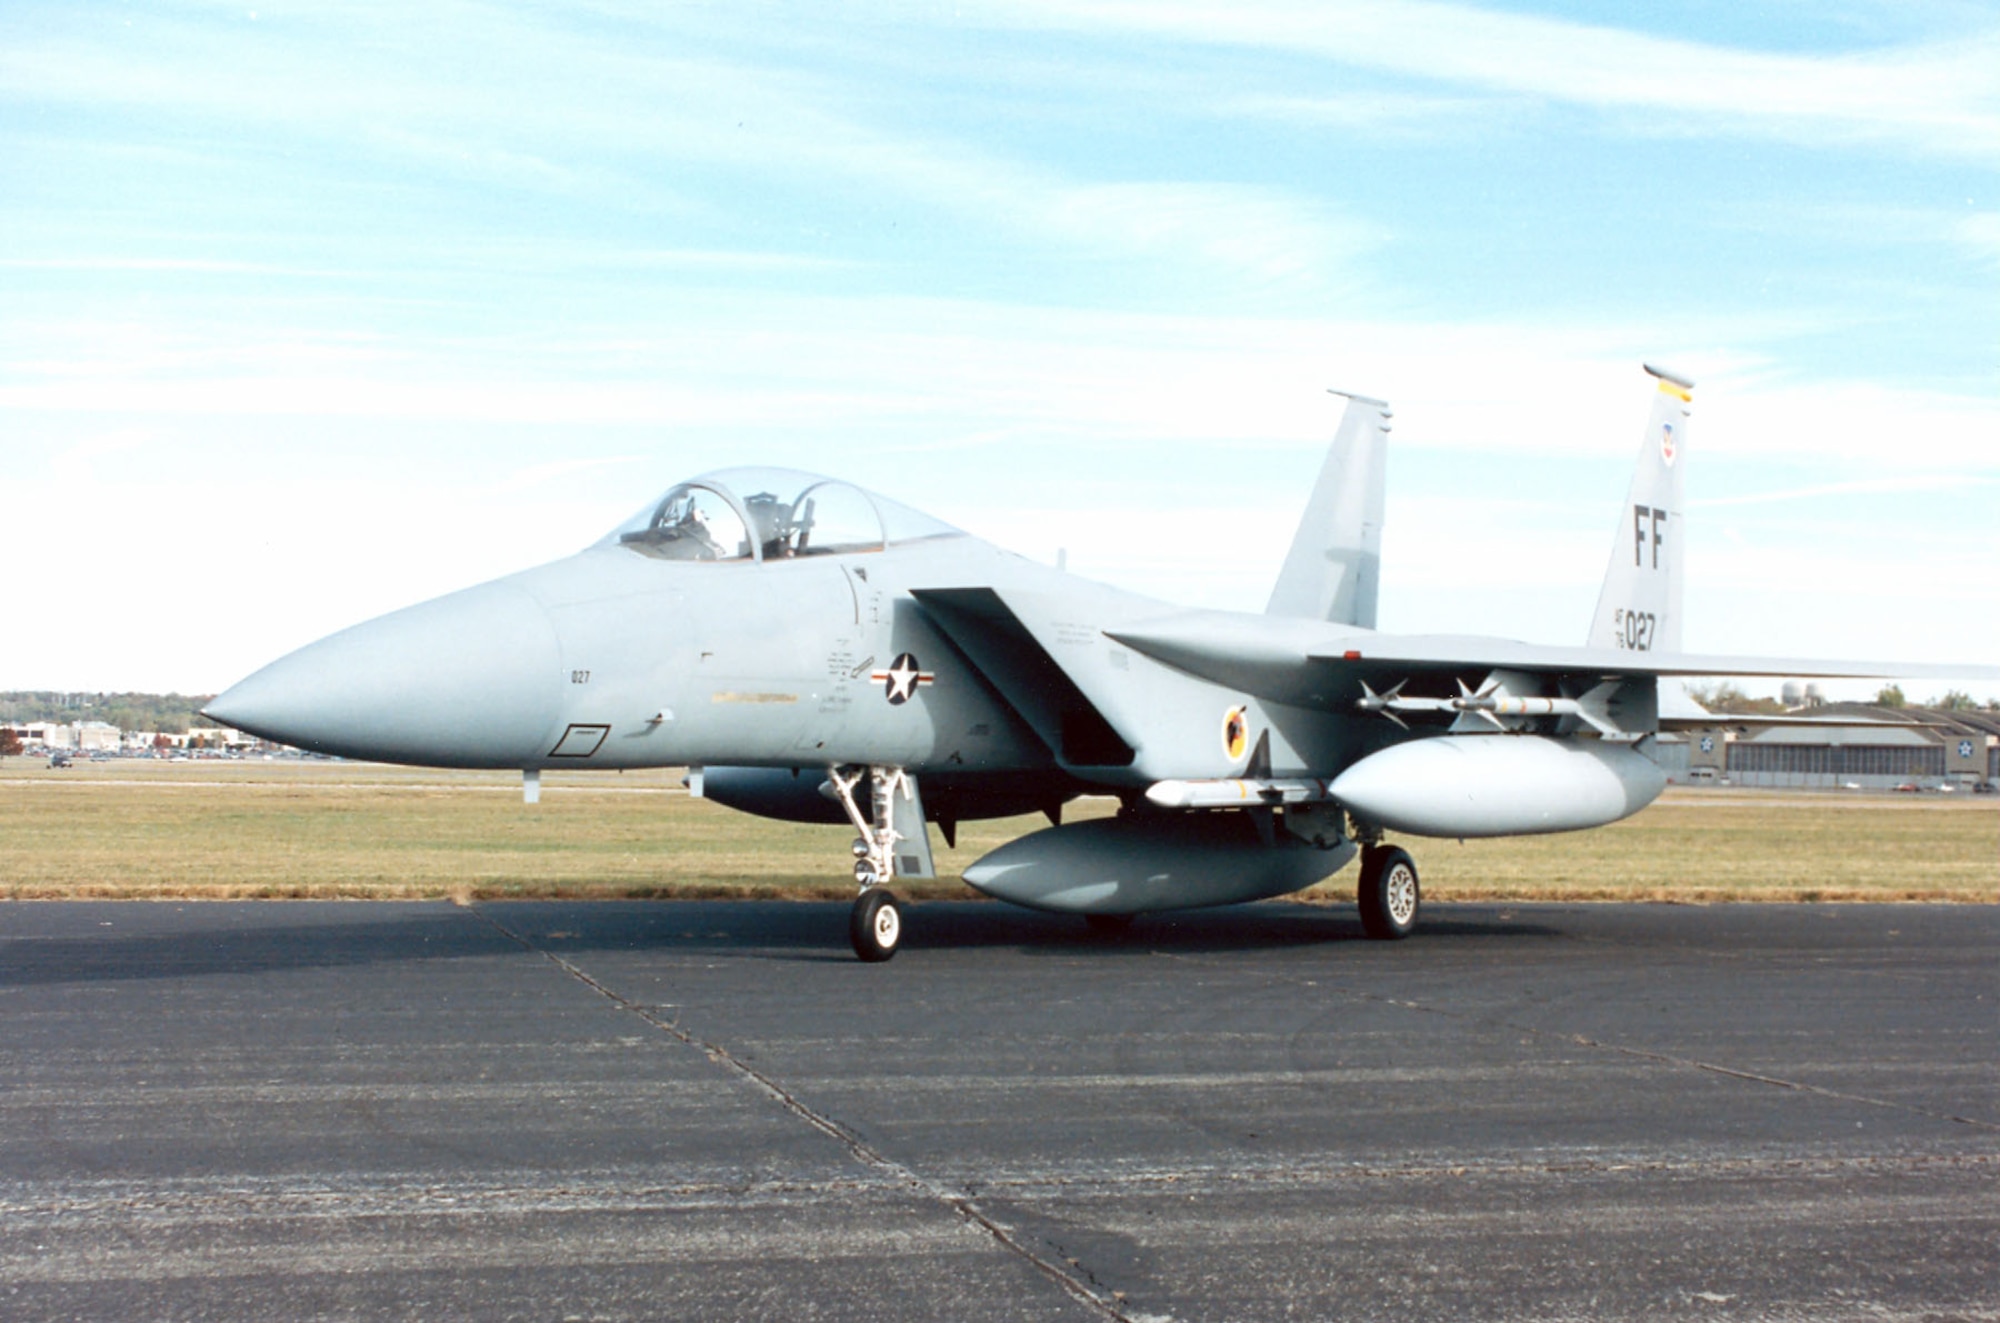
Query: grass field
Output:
[[1, 759, 1994, 903]]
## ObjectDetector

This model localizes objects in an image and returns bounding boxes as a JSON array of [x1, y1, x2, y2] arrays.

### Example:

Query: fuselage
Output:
[[207, 465, 1667, 845], [208, 528, 1376, 782]]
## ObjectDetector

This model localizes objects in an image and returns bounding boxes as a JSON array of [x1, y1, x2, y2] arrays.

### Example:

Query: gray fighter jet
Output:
[[206, 366, 1994, 960]]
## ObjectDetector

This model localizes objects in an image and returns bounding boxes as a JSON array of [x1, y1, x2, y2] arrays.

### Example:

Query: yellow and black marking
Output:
[[1222, 705, 1249, 762]]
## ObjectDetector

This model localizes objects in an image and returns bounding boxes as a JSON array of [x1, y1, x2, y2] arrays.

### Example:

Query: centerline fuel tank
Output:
[[962, 812, 1356, 915]]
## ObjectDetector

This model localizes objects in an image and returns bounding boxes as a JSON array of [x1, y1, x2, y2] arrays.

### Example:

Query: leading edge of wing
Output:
[[1107, 611, 1999, 704]]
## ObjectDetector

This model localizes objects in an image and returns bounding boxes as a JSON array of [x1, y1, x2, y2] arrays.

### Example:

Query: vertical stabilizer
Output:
[[1587, 365, 1691, 654], [1265, 390, 1390, 627]]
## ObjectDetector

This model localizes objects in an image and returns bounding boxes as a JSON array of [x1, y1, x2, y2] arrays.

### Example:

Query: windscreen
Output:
[[604, 468, 962, 561]]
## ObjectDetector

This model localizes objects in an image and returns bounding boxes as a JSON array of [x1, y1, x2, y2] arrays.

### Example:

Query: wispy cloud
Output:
[[6, 295, 1993, 477], [0, 257, 332, 275], [1219, 90, 1512, 137], [966, 0, 2000, 158], [489, 456, 644, 496], [2, 5, 1379, 291], [1691, 474, 1998, 509], [1957, 213, 2000, 269]]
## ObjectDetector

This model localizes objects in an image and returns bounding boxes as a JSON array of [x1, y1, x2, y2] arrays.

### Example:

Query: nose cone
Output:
[[206, 580, 565, 767]]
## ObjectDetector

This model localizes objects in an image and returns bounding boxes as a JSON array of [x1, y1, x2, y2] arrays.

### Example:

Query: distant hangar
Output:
[[1667, 704, 2000, 791]]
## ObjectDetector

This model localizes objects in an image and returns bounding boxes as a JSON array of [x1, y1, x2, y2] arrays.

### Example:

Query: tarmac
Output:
[[1, 898, 1994, 1321]]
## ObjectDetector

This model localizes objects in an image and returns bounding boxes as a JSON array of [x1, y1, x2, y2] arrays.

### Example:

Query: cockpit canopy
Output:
[[605, 467, 961, 564]]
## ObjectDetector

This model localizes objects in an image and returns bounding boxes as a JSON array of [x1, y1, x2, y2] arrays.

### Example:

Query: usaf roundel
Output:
[[871, 653, 934, 705], [1699, 735, 1715, 754], [1960, 739, 1975, 759]]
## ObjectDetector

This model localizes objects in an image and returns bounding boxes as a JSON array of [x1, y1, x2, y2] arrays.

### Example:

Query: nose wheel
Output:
[[850, 889, 903, 962]]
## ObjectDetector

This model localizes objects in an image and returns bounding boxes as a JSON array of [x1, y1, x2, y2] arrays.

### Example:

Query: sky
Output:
[[3, 0, 1996, 701]]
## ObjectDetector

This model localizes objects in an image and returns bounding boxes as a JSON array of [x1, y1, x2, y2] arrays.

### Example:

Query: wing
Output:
[[1107, 609, 1999, 715]]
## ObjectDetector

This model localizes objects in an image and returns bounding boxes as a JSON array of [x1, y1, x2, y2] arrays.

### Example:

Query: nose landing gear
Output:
[[828, 765, 933, 962]]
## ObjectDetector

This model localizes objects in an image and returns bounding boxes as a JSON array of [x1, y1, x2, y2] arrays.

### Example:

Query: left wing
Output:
[[1107, 610, 1999, 715]]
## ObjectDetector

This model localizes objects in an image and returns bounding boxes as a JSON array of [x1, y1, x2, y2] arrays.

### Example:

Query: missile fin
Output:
[[1573, 679, 1630, 737]]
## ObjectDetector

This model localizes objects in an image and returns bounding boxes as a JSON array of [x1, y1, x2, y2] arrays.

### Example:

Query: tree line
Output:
[[1686, 682, 1995, 714], [0, 692, 223, 735]]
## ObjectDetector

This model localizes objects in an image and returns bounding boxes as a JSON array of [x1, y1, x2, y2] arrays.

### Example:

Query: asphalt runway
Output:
[[2, 899, 1994, 1321]]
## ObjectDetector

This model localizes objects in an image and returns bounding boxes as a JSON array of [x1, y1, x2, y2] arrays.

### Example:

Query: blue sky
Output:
[[3, 0, 1996, 699]]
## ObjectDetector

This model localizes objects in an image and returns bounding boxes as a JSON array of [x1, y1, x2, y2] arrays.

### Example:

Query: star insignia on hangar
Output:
[[870, 652, 934, 705]]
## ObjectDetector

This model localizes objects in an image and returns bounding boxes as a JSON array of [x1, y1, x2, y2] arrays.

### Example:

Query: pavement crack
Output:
[[464, 905, 1140, 1322]]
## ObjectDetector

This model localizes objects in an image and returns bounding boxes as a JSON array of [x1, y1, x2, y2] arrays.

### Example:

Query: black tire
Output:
[[1085, 913, 1136, 936], [1357, 846, 1420, 940], [850, 890, 902, 962]]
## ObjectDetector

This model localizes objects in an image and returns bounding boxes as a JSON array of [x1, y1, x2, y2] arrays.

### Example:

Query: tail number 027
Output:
[[1612, 608, 1657, 651]]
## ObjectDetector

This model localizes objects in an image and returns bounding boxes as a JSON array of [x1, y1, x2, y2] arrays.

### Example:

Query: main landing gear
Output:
[[1356, 843, 1420, 940], [828, 765, 933, 962]]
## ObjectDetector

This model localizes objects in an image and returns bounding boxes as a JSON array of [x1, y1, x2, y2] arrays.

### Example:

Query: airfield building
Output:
[[7, 720, 123, 753], [1679, 704, 1999, 790]]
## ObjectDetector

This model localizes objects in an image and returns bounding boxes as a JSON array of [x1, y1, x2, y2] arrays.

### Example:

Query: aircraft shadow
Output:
[[479, 899, 1568, 963], [0, 900, 1564, 987], [0, 905, 498, 989]]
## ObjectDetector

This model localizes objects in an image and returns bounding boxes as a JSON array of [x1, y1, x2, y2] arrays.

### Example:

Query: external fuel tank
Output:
[[1329, 735, 1664, 838]]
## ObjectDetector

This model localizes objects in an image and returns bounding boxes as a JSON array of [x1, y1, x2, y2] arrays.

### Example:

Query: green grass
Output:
[[1, 760, 1994, 903]]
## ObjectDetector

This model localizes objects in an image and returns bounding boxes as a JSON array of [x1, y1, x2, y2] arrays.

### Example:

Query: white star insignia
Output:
[[871, 653, 933, 705]]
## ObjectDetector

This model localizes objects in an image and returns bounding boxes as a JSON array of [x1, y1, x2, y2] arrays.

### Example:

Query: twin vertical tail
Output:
[[1268, 368, 1686, 650], [1586, 365, 1691, 655], [1265, 390, 1391, 628]]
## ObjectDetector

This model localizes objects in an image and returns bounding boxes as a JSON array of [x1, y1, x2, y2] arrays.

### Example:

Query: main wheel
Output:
[[1357, 846, 1420, 940], [850, 890, 902, 962]]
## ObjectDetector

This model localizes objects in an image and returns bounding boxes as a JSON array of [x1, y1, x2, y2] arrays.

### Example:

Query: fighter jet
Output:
[[206, 366, 1994, 960]]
